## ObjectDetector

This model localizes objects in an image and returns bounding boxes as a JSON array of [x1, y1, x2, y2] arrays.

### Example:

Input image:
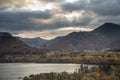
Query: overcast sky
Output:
[[0, 0, 120, 39]]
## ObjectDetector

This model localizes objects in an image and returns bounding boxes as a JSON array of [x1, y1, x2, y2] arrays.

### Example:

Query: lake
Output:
[[0, 63, 95, 80]]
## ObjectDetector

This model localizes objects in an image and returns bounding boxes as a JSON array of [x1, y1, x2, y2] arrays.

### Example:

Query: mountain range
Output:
[[46, 23, 120, 50], [0, 23, 120, 54]]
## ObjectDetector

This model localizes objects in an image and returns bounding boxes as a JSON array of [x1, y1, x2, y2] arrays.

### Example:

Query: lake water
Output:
[[0, 63, 95, 80]]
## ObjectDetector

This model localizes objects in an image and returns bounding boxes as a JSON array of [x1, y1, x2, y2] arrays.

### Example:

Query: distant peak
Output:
[[103, 23, 119, 26], [93, 23, 120, 32], [0, 32, 12, 36], [104, 23, 113, 24], [101, 23, 120, 28]]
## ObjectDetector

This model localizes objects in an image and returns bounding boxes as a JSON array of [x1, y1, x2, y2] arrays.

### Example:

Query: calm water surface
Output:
[[0, 63, 82, 80]]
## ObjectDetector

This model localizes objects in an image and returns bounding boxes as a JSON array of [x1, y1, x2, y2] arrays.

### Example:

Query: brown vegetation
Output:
[[23, 65, 120, 80], [0, 52, 120, 65]]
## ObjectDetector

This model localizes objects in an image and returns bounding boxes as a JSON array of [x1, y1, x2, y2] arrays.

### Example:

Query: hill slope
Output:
[[0, 32, 37, 55]]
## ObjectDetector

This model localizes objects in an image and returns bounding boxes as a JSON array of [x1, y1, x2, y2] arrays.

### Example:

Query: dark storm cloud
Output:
[[0, 10, 52, 31], [0, 10, 52, 20], [62, 0, 120, 16], [0, 10, 92, 31], [89, 0, 120, 16]]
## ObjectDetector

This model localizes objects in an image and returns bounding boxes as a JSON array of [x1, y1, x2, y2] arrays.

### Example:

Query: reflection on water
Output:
[[0, 63, 80, 80]]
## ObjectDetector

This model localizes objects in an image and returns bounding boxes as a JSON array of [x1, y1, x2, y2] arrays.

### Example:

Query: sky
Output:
[[0, 0, 120, 39]]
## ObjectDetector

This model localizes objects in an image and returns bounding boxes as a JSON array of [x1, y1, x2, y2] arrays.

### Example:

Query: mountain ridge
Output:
[[46, 23, 120, 50], [0, 23, 119, 51]]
